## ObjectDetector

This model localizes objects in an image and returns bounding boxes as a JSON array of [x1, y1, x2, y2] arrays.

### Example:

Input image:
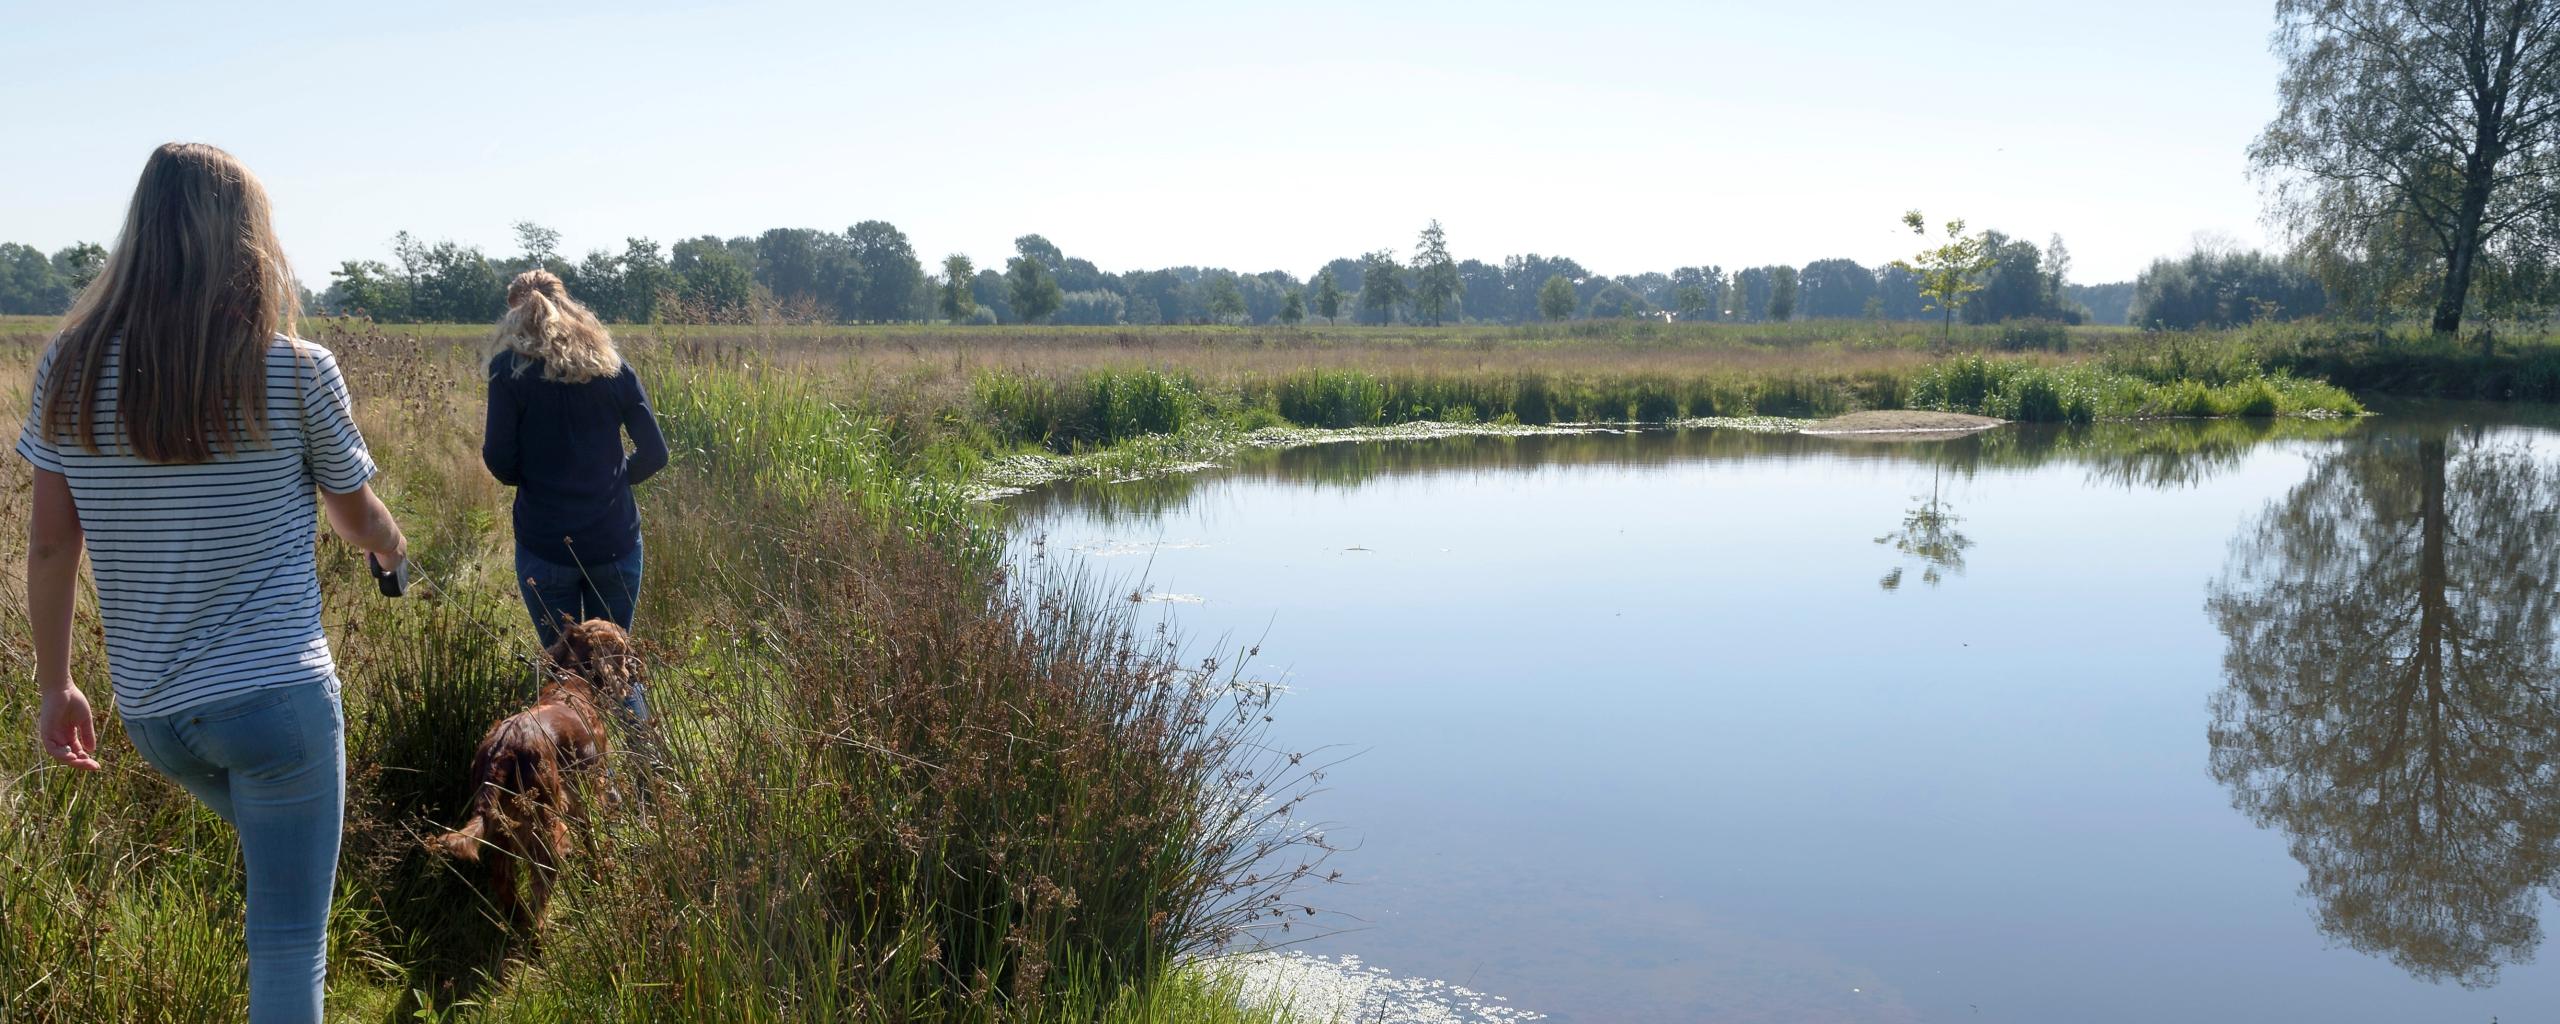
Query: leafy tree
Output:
[[1798, 259, 1877, 319], [1621, 271, 1676, 312], [570, 248, 626, 320], [1280, 290, 1306, 325], [1456, 259, 1507, 322], [2251, 0, 2560, 335], [1874, 263, 1928, 319], [1054, 290, 1126, 325], [1014, 235, 1067, 278], [1963, 233, 2079, 325], [672, 235, 753, 319], [1767, 265, 1798, 322], [1315, 256, 1365, 297], [2208, 429, 2560, 986], [940, 254, 977, 323], [1588, 281, 1647, 318], [381, 233, 503, 322], [755, 228, 834, 316], [1537, 274, 1577, 321], [1241, 270, 1300, 323], [325, 260, 410, 320], [1357, 250, 1408, 324], [1203, 273, 1247, 323], [513, 221, 563, 266], [51, 243, 106, 296], [1503, 254, 1587, 323], [1674, 284, 1709, 319], [617, 238, 676, 323], [1730, 266, 1772, 323], [1889, 210, 1996, 341], [1312, 267, 1343, 324], [1411, 220, 1461, 325], [2043, 234, 2075, 313], [846, 220, 924, 321], [1672, 265, 1726, 321], [2295, 195, 2454, 325], [1005, 255, 1063, 323], [0, 243, 68, 315], [969, 268, 1014, 323], [1123, 269, 1189, 324], [2131, 247, 2327, 329]]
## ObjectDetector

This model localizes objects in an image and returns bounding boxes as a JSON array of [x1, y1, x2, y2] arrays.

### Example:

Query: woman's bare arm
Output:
[[319, 483, 407, 570], [28, 467, 99, 771]]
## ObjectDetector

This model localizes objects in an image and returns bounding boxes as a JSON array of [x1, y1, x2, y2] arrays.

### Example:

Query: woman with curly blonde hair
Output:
[[482, 269, 666, 718]]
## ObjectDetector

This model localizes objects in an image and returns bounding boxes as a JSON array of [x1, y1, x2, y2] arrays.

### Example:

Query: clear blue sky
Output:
[[0, 0, 2285, 286]]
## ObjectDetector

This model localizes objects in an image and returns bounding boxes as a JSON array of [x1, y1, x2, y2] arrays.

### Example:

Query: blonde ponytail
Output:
[[494, 269, 619, 383]]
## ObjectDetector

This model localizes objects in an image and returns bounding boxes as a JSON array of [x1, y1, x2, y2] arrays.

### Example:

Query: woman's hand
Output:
[[374, 533, 408, 574], [37, 680, 102, 772]]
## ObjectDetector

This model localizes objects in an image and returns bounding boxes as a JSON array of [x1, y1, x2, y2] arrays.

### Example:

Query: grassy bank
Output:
[[0, 325, 1327, 1022], [2233, 322, 2560, 402]]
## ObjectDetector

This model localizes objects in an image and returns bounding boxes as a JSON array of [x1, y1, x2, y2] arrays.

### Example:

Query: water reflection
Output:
[[1005, 406, 2560, 1021], [1006, 416, 2364, 524], [2207, 427, 2560, 987], [1876, 469, 1971, 590]]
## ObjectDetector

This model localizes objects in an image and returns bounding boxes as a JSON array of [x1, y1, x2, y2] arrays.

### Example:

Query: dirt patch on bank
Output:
[[1802, 410, 2005, 436]]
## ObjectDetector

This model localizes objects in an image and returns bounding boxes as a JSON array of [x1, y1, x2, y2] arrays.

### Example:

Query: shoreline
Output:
[[973, 409, 2355, 501]]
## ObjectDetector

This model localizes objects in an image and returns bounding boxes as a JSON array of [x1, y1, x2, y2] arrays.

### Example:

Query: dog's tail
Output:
[[428, 814, 488, 862], [426, 722, 545, 863]]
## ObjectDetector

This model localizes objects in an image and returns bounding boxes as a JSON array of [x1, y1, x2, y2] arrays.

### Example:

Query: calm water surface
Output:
[[1006, 407, 2560, 1023]]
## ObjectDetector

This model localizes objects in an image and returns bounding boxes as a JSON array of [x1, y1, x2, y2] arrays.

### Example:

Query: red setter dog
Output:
[[427, 618, 639, 927]]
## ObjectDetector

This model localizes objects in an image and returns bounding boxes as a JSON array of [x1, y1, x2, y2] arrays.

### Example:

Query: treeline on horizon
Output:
[[0, 221, 2128, 329], [5, 217, 2529, 333]]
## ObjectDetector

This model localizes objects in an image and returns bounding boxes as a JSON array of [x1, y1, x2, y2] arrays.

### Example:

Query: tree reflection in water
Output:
[[2207, 428, 2560, 987], [1877, 467, 1972, 591]]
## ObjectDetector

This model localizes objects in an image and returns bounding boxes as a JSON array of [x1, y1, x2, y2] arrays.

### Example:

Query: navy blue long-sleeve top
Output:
[[482, 351, 669, 566]]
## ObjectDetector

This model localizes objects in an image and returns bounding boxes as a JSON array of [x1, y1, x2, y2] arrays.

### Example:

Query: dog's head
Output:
[[542, 618, 643, 702]]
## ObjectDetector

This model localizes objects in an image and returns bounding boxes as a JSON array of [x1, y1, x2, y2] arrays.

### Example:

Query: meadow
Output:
[[0, 313, 2509, 1022], [0, 321, 1327, 1023]]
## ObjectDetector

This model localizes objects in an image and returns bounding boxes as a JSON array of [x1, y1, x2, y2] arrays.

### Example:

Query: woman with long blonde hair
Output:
[[20, 142, 407, 1023], [482, 268, 666, 720]]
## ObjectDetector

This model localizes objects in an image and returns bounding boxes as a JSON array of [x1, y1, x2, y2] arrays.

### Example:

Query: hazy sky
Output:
[[2, 0, 2286, 286]]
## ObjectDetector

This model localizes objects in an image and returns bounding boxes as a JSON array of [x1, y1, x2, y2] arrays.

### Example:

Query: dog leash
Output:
[[368, 551, 661, 798], [363, 554, 592, 693]]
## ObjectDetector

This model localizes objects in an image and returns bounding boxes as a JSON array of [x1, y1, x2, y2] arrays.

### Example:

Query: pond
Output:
[[1005, 406, 2560, 1023]]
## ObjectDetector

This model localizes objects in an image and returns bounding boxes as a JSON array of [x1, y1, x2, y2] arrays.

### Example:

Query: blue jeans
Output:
[[516, 543, 647, 721], [124, 681, 345, 1024]]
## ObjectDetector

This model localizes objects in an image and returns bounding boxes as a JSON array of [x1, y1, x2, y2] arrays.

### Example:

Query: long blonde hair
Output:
[[42, 142, 300, 463], [495, 269, 619, 383]]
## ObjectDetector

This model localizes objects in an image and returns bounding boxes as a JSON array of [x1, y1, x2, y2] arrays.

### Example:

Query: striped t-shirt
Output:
[[14, 335, 376, 718]]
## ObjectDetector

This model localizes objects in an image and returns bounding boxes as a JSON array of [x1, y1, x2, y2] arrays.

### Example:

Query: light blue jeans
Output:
[[516, 542, 648, 722], [124, 680, 345, 1024]]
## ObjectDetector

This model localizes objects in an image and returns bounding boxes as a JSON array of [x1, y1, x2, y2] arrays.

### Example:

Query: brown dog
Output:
[[426, 618, 639, 927]]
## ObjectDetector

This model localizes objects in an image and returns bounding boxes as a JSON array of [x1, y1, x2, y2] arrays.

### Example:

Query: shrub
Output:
[[1994, 319, 2070, 353]]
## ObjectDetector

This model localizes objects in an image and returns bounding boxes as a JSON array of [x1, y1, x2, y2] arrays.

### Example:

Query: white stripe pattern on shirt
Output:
[[14, 335, 377, 718]]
